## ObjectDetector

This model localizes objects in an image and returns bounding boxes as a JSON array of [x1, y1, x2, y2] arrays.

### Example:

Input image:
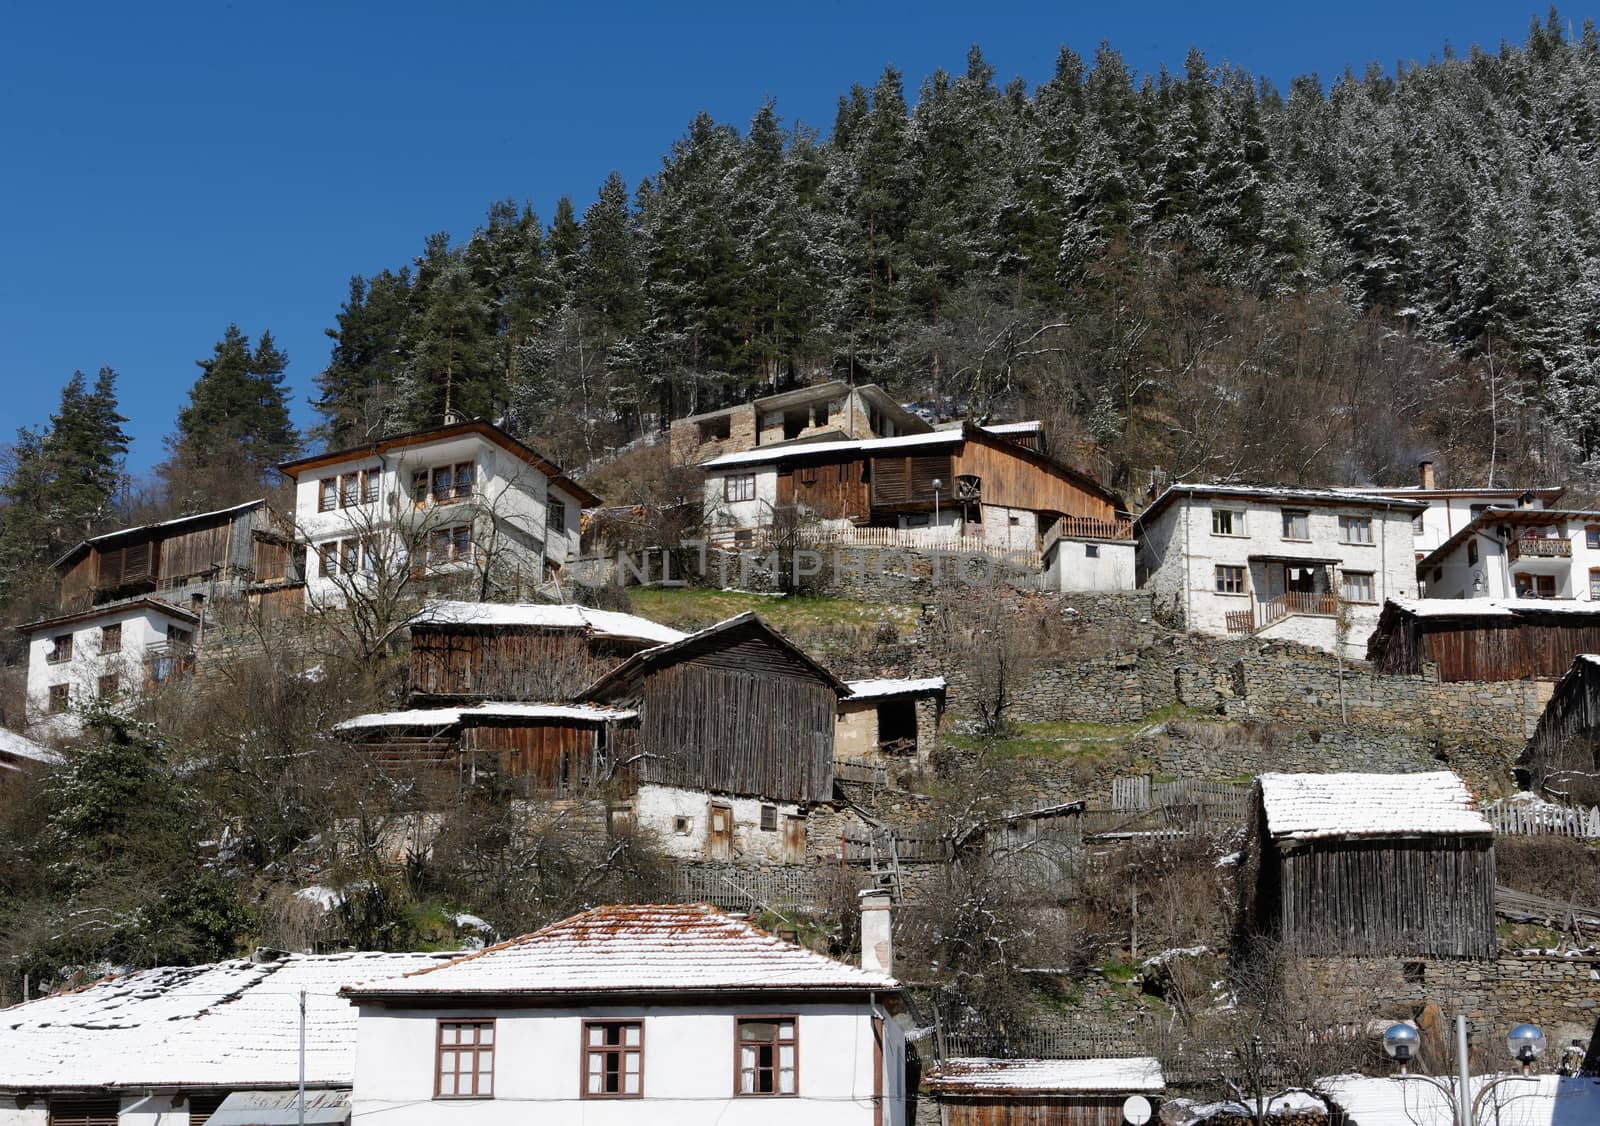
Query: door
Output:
[[783, 815, 806, 863], [708, 802, 734, 861]]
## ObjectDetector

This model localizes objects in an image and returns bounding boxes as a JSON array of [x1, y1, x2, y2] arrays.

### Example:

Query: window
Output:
[[1467, 539, 1479, 566], [583, 1020, 644, 1098], [341, 538, 360, 576], [48, 684, 70, 714], [1215, 565, 1246, 594], [47, 634, 73, 663], [1341, 571, 1375, 603], [47, 1098, 122, 1125], [435, 1020, 494, 1098], [1339, 515, 1373, 544], [737, 1017, 797, 1096], [549, 498, 567, 536], [1588, 526, 1600, 550], [318, 477, 337, 512], [412, 469, 430, 506], [725, 473, 757, 503], [1516, 573, 1557, 598], [97, 673, 119, 699], [100, 623, 121, 653], [168, 625, 193, 647], [1281, 509, 1309, 540], [429, 525, 472, 565], [698, 415, 731, 443], [361, 467, 381, 504], [431, 466, 453, 504], [1590, 569, 1600, 600], [674, 815, 693, 835], [1085, 543, 1100, 558], [1412, 514, 1424, 534], [760, 804, 778, 831], [319, 541, 338, 578], [340, 472, 360, 508], [732, 529, 754, 550], [453, 461, 475, 499], [1211, 508, 1245, 536]]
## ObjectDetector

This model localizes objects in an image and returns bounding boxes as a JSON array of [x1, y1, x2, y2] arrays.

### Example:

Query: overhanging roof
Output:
[[1135, 483, 1426, 530], [1416, 507, 1600, 572], [51, 498, 265, 572], [16, 596, 201, 636]]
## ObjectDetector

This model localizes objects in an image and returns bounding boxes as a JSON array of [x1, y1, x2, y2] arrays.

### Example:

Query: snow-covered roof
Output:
[[582, 611, 847, 699], [344, 903, 896, 999], [1170, 1091, 1329, 1123], [0, 951, 452, 1090], [980, 421, 1044, 435], [1583, 654, 1600, 669], [1137, 483, 1426, 527], [0, 726, 62, 766], [925, 1056, 1164, 1095], [1388, 598, 1600, 619], [1258, 771, 1491, 842], [1325, 1074, 1600, 1126], [843, 676, 947, 700], [335, 703, 637, 731], [699, 430, 963, 469], [416, 600, 685, 645], [52, 499, 264, 569]]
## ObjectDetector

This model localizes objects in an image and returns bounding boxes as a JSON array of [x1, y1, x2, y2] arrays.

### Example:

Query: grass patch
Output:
[[627, 586, 919, 638], [943, 704, 1210, 760]]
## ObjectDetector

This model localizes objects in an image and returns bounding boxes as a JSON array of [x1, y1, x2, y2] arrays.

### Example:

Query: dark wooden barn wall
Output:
[[409, 628, 620, 701], [1275, 837, 1496, 958], [870, 453, 954, 507], [941, 1097, 1132, 1126], [776, 455, 870, 518], [58, 554, 98, 612], [461, 720, 601, 793], [638, 660, 834, 803], [158, 522, 235, 583], [1521, 662, 1600, 793], [953, 438, 1115, 519], [253, 537, 292, 583], [1377, 616, 1600, 681]]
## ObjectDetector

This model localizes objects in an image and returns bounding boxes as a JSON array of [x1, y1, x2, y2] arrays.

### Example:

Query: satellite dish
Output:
[[1124, 1095, 1154, 1126]]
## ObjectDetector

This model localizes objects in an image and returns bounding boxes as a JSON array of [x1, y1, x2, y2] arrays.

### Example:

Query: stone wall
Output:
[[667, 406, 759, 464]]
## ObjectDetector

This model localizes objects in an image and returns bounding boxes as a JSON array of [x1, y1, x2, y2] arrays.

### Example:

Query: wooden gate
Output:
[[708, 802, 734, 861], [783, 815, 806, 862]]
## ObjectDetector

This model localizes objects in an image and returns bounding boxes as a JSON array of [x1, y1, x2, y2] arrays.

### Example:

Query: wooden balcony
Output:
[[1053, 514, 1134, 541], [1509, 537, 1571, 562], [1225, 591, 1339, 634]]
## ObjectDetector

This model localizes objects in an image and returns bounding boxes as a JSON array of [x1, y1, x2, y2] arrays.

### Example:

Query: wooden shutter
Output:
[[871, 457, 909, 504], [49, 1098, 121, 1126], [187, 1092, 229, 1125], [97, 545, 124, 587]]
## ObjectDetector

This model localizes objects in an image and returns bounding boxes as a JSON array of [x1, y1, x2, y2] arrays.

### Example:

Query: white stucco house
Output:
[[1417, 507, 1600, 601], [343, 902, 906, 1125], [1334, 460, 1565, 556], [0, 949, 451, 1126], [277, 419, 599, 608], [1134, 484, 1425, 655], [18, 597, 201, 739]]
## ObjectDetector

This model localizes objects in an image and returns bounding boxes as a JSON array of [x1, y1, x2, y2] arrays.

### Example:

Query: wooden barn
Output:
[[923, 1057, 1165, 1126], [406, 600, 686, 703], [581, 611, 845, 806], [1367, 599, 1600, 682], [1519, 654, 1600, 801], [53, 498, 297, 613], [334, 703, 637, 800], [1238, 771, 1496, 959]]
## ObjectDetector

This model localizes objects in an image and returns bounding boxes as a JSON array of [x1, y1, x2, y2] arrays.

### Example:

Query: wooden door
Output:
[[708, 802, 734, 860], [783, 815, 806, 863]]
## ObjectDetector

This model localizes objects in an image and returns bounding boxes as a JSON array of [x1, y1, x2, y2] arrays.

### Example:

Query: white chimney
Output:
[[1419, 460, 1436, 490], [859, 889, 893, 976]]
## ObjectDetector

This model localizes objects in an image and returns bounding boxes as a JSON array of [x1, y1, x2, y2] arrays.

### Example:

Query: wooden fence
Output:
[[1495, 885, 1600, 929], [668, 864, 835, 912], [1111, 776, 1250, 822], [834, 759, 890, 787], [840, 826, 947, 864], [809, 524, 1041, 570], [1482, 800, 1600, 838]]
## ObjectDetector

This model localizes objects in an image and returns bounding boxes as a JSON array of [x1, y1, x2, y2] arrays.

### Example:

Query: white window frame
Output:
[[1211, 508, 1246, 537]]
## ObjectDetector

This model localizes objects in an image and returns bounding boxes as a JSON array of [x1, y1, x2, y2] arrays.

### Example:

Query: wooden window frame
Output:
[[47, 633, 73, 664], [1214, 565, 1246, 595], [735, 1015, 799, 1097], [1467, 539, 1479, 566], [581, 1019, 644, 1099], [760, 804, 778, 831], [1280, 508, 1310, 541], [47, 684, 70, 714], [725, 473, 757, 503], [318, 476, 338, 513], [97, 672, 119, 699], [361, 467, 381, 505], [1589, 568, 1600, 599], [100, 623, 121, 654], [549, 498, 567, 536], [1210, 508, 1245, 537], [47, 1097, 122, 1125], [434, 1018, 495, 1099], [1338, 515, 1374, 545], [340, 472, 361, 509], [429, 525, 473, 566], [1341, 570, 1376, 604]]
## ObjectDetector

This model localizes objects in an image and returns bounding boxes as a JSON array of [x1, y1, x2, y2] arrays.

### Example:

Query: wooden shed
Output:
[[923, 1057, 1165, 1126], [334, 703, 637, 800], [1238, 771, 1496, 959], [1519, 654, 1600, 801], [581, 612, 845, 805], [407, 600, 686, 703], [836, 675, 946, 762], [1367, 599, 1600, 682], [53, 499, 288, 613]]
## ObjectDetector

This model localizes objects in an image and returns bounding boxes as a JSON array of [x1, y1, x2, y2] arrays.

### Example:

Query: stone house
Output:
[[277, 419, 598, 608], [1134, 484, 1424, 655], [343, 902, 905, 1124], [835, 677, 945, 764], [668, 380, 930, 464], [1416, 508, 1600, 602], [1334, 460, 1564, 557]]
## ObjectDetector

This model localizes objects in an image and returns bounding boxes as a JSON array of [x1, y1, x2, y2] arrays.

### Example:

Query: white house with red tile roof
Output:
[[344, 902, 906, 1124]]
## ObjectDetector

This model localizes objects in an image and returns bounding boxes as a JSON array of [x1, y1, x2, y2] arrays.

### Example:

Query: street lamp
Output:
[[931, 478, 943, 529], [1382, 1017, 1544, 1126]]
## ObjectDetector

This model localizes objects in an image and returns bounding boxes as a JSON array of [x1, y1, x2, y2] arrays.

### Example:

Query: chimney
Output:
[[859, 889, 893, 976], [1418, 460, 1436, 490]]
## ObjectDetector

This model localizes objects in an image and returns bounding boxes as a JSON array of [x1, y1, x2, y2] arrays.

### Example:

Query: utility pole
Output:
[[1454, 1014, 1472, 1126], [299, 989, 307, 1126]]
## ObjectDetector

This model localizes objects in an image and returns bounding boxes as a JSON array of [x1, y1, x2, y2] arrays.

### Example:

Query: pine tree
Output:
[[315, 270, 413, 445], [166, 325, 300, 500]]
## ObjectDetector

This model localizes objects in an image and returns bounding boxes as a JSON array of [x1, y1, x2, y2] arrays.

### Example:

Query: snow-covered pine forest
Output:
[[318, 14, 1600, 495]]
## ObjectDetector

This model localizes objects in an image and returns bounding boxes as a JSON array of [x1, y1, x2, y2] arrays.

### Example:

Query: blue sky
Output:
[[0, 1, 1577, 473]]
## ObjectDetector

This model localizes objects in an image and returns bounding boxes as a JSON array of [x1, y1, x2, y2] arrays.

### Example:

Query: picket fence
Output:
[[1111, 776, 1251, 822], [1482, 800, 1600, 838]]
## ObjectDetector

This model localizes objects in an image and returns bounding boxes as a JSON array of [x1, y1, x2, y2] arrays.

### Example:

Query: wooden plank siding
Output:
[[1520, 658, 1600, 797], [1373, 613, 1600, 681], [869, 452, 954, 508], [408, 628, 637, 702], [776, 455, 870, 518], [952, 435, 1117, 521], [158, 522, 235, 585], [940, 1098, 1133, 1126], [638, 662, 834, 803], [461, 719, 606, 795]]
